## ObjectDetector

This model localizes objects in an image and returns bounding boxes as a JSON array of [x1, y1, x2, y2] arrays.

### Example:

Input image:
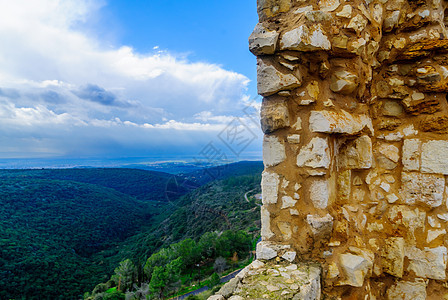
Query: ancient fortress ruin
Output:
[[251, 0, 448, 298]]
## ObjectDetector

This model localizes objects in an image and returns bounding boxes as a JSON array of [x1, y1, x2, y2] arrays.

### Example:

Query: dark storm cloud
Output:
[[0, 88, 21, 99], [73, 84, 128, 107], [40, 90, 66, 103]]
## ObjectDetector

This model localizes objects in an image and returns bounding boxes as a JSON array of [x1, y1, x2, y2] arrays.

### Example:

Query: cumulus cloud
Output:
[[0, 0, 260, 159]]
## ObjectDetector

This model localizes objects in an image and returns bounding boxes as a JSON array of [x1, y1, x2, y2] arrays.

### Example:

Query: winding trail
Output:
[[244, 189, 261, 207], [169, 269, 242, 300]]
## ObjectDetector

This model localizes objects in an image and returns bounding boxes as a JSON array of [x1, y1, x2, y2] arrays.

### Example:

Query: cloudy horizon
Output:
[[0, 0, 261, 164]]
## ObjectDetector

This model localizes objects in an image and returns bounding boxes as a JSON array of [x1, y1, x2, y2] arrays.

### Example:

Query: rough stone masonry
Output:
[[250, 0, 448, 298]]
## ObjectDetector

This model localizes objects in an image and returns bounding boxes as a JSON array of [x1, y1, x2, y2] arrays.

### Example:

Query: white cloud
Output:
[[0, 0, 260, 159]]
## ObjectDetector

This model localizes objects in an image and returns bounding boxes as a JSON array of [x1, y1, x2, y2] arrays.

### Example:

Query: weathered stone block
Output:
[[280, 24, 331, 51], [281, 196, 296, 209], [309, 110, 373, 135], [261, 206, 274, 239], [277, 221, 292, 240], [249, 23, 279, 55], [383, 100, 404, 117], [406, 246, 447, 280], [337, 170, 351, 202], [386, 279, 427, 300], [260, 100, 290, 133], [263, 135, 286, 167], [261, 171, 279, 205], [346, 14, 367, 34], [402, 139, 421, 171], [421, 140, 448, 174], [337, 135, 373, 169], [257, 0, 291, 18], [388, 205, 426, 240], [297, 137, 330, 169], [282, 251, 296, 262], [338, 253, 372, 287], [309, 179, 330, 209], [306, 214, 333, 237], [378, 143, 400, 163], [207, 295, 225, 300], [400, 172, 445, 208], [329, 70, 358, 94], [287, 134, 300, 144], [294, 266, 321, 300], [381, 237, 405, 278], [257, 60, 301, 96]]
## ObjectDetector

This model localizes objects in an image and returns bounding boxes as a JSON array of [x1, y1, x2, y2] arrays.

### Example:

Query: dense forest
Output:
[[0, 161, 263, 299]]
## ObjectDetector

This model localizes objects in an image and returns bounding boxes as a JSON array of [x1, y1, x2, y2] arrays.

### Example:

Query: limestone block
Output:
[[260, 100, 290, 133], [261, 171, 280, 205], [383, 100, 404, 117], [228, 296, 244, 300], [293, 117, 302, 130], [287, 134, 300, 144], [421, 140, 448, 174], [309, 179, 330, 209], [403, 139, 421, 171], [261, 206, 274, 239], [339, 253, 372, 287], [309, 110, 373, 135], [306, 81, 320, 99], [257, 60, 301, 96], [256, 241, 278, 260], [406, 246, 447, 280], [249, 23, 279, 55], [307, 214, 333, 237], [297, 137, 331, 169], [330, 70, 358, 95], [257, 0, 291, 18], [277, 221, 292, 240], [384, 11, 400, 32], [346, 14, 368, 34], [328, 262, 340, 279], [250, 260, 265, 269], [386, 279, 427, 300], [401, 94, 440, 115], [281, 196, 296, 209], [388, 205, 426, 240], [378, 143, 400, 163], [427, 229, 446, 243], [337, 135, 373, 169], [208, 295, 225, 300], [337, 170, 351, 202], [381, 237, 405, 278], [218, 277, 239, 298], [304, 11, 333, 22], [400, 172, 445, 208], [295, 266, 321, 300], [336, 5, 352, 18], [263, 135, 286, 167], [282, 251, 296, 262], [319, 0, 340, 12], [280, 24, 331, 52]]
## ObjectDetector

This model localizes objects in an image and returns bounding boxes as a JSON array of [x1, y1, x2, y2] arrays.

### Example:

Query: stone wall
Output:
[[251, 0, 448, 298]]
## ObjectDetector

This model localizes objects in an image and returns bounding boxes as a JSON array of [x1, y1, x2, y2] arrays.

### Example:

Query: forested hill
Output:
[[0, 178, 152, 299], [0, 168, 188, 203], [0, 161, 263, 299]]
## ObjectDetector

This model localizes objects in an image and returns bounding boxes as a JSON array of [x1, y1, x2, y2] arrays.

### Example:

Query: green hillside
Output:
[[117, 172, 262, 264], [0, 168, 192, 203], [86, 171, 262, 300], [0, 178, 154, 299], [0, 162, 263, 299]]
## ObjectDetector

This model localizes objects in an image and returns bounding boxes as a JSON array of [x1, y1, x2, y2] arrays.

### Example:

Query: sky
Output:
[[0, 0, 261, 165]]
